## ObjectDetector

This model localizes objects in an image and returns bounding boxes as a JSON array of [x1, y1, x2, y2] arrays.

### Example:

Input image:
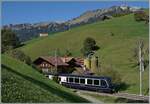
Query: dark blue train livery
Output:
[[58, 74, 114, 93]]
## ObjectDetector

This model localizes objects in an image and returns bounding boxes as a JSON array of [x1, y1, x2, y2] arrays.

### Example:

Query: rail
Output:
[[76, 89, 149, 102]]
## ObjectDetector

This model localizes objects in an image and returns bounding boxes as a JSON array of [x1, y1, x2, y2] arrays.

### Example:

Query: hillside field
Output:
[[20, 14, 149, 94], [1, 55, 89, 103]]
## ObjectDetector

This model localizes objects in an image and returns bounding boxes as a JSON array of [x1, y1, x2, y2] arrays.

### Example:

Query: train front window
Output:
[[101, 80, 107, 87], [75, 78, 79, 83], [87, 79, 93, 85], [80, 78, 85, 84], [69, 77, 73, 83], [94, 80, 100, 85]]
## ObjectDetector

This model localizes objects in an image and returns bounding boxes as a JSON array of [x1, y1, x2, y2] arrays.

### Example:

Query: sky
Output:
[[2, 1, 149, 25]]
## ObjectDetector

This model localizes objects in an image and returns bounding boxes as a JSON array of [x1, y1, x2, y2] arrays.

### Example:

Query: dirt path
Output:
[[76, 90, 104, 104]]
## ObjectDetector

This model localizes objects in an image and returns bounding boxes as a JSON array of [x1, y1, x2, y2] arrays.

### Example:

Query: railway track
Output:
[[75, 89, 149, 102]]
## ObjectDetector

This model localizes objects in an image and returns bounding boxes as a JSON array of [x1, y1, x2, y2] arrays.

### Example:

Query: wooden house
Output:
[[33, 56, 93, 75], [33, 56, 69, 74]]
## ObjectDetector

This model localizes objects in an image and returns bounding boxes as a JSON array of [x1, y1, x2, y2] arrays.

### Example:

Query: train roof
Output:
[[59, 74, 111, 80]]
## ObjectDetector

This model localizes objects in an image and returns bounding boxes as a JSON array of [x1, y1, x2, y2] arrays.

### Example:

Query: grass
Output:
[[1, 55, 90, 103], [19, 14, 149, 94]]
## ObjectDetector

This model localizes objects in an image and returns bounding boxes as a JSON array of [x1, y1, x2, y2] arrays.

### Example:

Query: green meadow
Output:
[[1, 55, 89, 103], [20, 13, 149, 95]]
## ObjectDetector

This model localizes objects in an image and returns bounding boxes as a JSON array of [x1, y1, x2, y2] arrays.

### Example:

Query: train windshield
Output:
[[101, 80, 107, 87]]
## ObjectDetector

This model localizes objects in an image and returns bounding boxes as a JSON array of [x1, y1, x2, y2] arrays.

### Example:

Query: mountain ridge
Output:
[[3, 6, 142, 41]]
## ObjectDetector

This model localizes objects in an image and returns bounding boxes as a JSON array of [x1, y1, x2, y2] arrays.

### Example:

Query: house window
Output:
[[42, 68, 48, 72], [87, 79, 93, 85], [80, 78, 85, 84], [94, 80, 100, 85]]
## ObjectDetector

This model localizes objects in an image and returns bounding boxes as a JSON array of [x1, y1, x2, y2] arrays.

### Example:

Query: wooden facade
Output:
[[33, 56, 92, 75], [33, 57, 73, 74]]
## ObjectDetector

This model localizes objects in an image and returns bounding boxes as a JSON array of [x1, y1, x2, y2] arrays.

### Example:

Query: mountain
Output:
[[66, 6, 138, 27], [20, 13, 149, 95], [1, 55, 89, 103], [3, 22, 69, 42], [3, 6, 141, 42]]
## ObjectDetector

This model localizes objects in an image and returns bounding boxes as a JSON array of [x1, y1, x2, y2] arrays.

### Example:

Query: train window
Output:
[[94, 80, 100, 85], [75, 78, 79, 83], [80, 78, 85, 84], [101, 80, 107, 87], [69, 77, 74, 83], [67, 78, 68, 82], [87, 79, 93, 85]]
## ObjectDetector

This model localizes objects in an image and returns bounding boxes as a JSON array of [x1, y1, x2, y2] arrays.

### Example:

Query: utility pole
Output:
[[139, 41, 144, 96], [139, 44, 142, 96], [55, 49, 58, 74]]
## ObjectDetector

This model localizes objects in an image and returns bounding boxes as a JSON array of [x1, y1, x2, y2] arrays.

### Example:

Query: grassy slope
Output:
[[1, 55, 89, 103], [20, 14, 149, 94]]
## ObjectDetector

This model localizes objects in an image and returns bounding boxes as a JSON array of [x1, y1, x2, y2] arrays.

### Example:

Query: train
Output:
[[46, 73, 115, 93]]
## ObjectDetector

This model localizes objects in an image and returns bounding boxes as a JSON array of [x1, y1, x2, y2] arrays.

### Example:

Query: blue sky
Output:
[[2, 1, 149, 25]]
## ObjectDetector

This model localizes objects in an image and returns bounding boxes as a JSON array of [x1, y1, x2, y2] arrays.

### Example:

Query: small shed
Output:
[[39, 33, 48, 37]]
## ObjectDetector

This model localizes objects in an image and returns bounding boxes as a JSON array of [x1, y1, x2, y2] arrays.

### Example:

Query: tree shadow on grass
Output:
[[2, 64, 90, 103], [114, 82, 131, 92]]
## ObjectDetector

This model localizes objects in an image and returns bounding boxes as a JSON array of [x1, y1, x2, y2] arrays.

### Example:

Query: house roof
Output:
[[36, 56, 69, 66], [60, 57, 74, 63], [33, 56, 84, 67], [74, 57, 84, 66]]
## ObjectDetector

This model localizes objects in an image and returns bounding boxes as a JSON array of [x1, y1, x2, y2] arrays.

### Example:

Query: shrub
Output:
[[96, 65, 121, 84], [64, 49, 72, 56], [112, 13, 130, 17], [8, 49, 32, 65], [134, 11, 148, 23], [2, 29, 21, 53]]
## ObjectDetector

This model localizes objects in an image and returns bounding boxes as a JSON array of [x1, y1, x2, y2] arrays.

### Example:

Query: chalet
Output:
[[33, 56, 93, 75], [33, 56, 69, 74], [39, 33, 48, 37]]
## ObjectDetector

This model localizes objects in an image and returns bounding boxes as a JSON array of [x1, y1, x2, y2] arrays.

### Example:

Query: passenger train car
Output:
[[58, 74, 114, 93]]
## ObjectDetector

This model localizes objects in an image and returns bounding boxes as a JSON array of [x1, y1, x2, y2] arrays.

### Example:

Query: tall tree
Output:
[[2, 29, 20, 53], [81, 37, 99, 57]]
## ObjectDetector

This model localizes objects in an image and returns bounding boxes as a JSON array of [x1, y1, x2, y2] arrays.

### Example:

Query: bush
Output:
[[112, 13, 130, 17], [8, 49, 32, 65], [134, 11, 148, 23], [96, 65, 121, 84], [2, 29, 21, 53]]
